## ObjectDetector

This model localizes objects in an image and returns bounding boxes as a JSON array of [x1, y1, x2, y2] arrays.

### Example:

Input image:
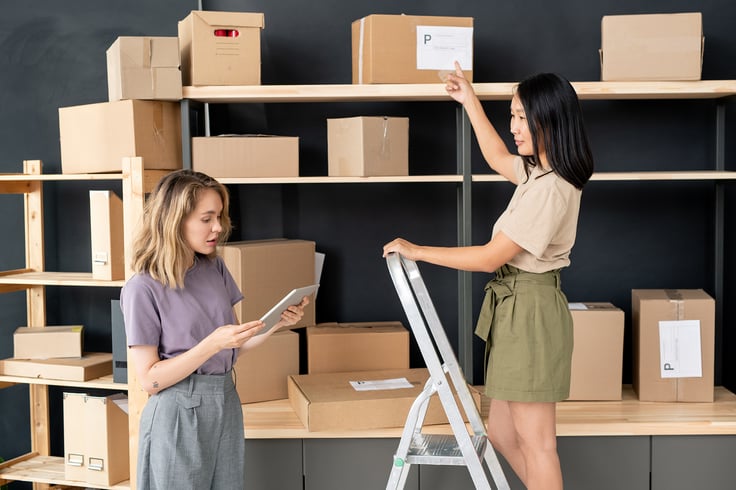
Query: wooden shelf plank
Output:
[[0, 374, 126, 391], [183, 80, 736, 103], [216, 175, 462, 185], [474, 170, 736, 183], [0, 454, 129, 489], [0, 271, 125, 287], [0, 173, 124, 182]]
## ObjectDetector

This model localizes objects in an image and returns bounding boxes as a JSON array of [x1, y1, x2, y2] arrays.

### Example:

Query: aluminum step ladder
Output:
[[385, 253, 510, 490]]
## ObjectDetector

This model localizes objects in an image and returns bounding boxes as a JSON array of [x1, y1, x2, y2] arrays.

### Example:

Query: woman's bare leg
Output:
[[508, 401, 562, 490], [487, 399, 528, 485]]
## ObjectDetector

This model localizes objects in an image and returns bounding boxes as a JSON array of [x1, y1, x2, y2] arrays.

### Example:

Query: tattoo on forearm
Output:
[[152, 381, 159, 389]]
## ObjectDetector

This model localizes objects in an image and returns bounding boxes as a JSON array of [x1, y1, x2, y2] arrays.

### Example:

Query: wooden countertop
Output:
[[243, 386, 736, 439]]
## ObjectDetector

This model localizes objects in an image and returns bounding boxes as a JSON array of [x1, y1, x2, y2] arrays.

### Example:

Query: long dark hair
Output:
[[516, 73, 594, 189]]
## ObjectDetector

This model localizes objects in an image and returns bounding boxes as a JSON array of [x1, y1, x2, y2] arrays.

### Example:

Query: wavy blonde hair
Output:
[[130, 169, 232, 288]]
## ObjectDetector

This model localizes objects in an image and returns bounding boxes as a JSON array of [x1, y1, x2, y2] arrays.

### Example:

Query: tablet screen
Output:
[[258, 284, 319, 335]]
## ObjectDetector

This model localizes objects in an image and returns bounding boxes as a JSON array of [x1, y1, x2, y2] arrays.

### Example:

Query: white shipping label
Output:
[[659, 320, 703, 378], [350, 377, 414, 391], [416, 26, 473, 71]]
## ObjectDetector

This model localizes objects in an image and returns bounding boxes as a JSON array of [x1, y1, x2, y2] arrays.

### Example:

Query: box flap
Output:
[[190, 10, 265, 29]]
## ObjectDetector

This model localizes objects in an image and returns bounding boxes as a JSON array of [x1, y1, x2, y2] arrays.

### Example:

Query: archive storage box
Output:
[[90, 190, 124, 281], [59, 99, 182, 174], [63, 393, 130, 486], [352, 14, 474, 84], [567, 303, 624, 401], [234, 329, 299, 403], [192, 135, 299, 178], [306, 322, 410, 374], [111, 300, 128, 384], [0, 352, 112, 381], [632, 289, 715, 402], [178, 10, 265, 86], [327, 116, 409, 177], [287, 368, 481, 431], [600, 12, 704, 81], [13, 326, 83, 359], [219, 239, 316, 327], [106, 36, 182, 101]]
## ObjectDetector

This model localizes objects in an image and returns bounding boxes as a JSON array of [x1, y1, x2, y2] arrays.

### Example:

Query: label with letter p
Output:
[[416, 26, 473, 71], [659, 320, 703, 378]]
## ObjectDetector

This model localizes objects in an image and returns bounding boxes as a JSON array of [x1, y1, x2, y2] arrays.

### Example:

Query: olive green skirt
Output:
[[475, 264, 573, 402]]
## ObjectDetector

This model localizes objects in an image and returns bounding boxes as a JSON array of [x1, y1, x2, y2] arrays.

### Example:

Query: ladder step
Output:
[[405, 434, 487, 466]]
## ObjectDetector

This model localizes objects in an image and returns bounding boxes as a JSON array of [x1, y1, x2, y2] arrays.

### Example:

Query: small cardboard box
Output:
[[178, 10, 265, 86], [219, 239, 316, 327], [287, 368, 481, 431], [632, 289, 715, 402], [235, 330, 299, 403], [327, 116, 409, 177], [106, 36, 182, 101], [306, 322, 410, 374], [192, 135, 299, 178], [59, 99, 182, 174], [600, 12, 704, 81], [352, 14, 473, 84], [13, 326, 84, 359], [63, 393, 129, 486], [0, 352, 113, 381], [90, 190, 124, 281], [567, 303, 624, 401]]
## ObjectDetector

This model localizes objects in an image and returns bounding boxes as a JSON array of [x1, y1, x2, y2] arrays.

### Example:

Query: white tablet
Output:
[[258, 284, 319, 335]]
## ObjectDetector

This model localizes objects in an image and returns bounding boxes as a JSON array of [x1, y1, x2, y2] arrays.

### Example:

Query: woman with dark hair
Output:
[[383, 62, 593, 489], [121, 169, 308, 489]]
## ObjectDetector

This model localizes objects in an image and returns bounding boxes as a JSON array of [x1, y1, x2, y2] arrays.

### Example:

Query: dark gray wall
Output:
[[0, 0, 734, 482]]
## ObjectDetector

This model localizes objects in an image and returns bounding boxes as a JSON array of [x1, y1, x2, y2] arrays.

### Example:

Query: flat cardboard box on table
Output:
[[63, 392, 129, 486], [13, 325, 84, 359], [600, 12, 704, 81], [306, 322, 410, 374], [106, 36, 182, 101], [235, 330, 299, 403], [179, 10, 265, 86], [632, 289, 715, 402], [566, 303, 624, 401], [327, 116, 409, 177], [192, 135, 299, 178], [0, 352, 113, 381], [219, 239, 316, 328], [352, 14, 474, 84], [58, 99, 182, 174], [288, 368, 481, 432], [90, 190, 124, 281]]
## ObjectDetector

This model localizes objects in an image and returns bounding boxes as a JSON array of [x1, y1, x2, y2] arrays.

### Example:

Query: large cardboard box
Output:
[[600, 12, 704, 81], [567, 303, 624, 401], [327, 116, 409, 177], [306, 322, 410, 374], [106, 36, 182, 101], [63, 393, 129, 486], [13, 326, 83, 359], [632, 289, 715, 402], [179, 10, 265, 86], [90, 190, 124, 281], [352, 14, 473, 84], [0, 352, 113, 381], [219, 239, 316, 327], [59, 99, 182, 174], [287, 368, 481, 431], [234, 330, 299, 403], [192, 135, 299, 178]]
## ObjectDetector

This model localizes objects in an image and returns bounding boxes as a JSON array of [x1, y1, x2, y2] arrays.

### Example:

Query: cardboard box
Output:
[[63, 393, 129, 486], [287, 368, 481, 431], [352, 14, 473, 84], [90, 190, 124, 281], [327, 116, 409, 177], [106, 36, 182, 101], [600, 12, 704, 81], [219, 239, 316, 327], [306, 322, 410, 374], [13, 326, 83, 359], [234, 330, 299, 403], [192, 135, 299, 178], [0, 352, 113, 381], [567, 303, 624, 401], [178, 10, 265, 86], [111, 300, 127, 384], [632, 289, 715, 402], [59, 99, 182, 174]]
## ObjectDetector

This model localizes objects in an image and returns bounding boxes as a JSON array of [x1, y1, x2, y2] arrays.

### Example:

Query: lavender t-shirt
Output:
[[120, 255, 244, 375]]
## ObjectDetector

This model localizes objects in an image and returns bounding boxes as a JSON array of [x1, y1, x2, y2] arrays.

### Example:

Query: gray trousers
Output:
[[137, 372, 245, 490]]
